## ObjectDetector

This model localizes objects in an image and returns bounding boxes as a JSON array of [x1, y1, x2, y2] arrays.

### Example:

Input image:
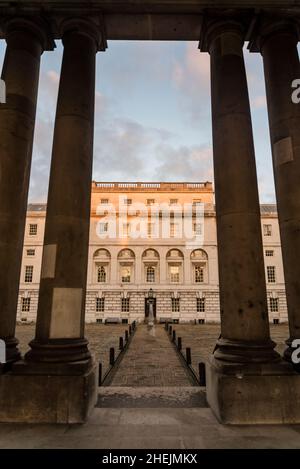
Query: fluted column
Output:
[[203, 20, 279, 364], [26, 19, 104, 365], [255, 20, 300, 361], [0, 18, 53, 364]]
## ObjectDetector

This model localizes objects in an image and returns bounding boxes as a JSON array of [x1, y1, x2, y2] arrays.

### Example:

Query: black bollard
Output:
[[177, 337, 182, 351], [172, 330, 176, 342], [186, 347, 192, 365], [109, 347, 115, 366], [165, 322, 168, 331], [98, 363, 102, 386], [168, 325, 172, 336], [125, 330, 129, 342], [129, 325, 132, 335], [199, 362, 206, 386], [119, 336, 124, 350]]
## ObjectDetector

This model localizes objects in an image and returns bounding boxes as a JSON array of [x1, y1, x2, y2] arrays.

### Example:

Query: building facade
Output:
[[17, 181, 287, 325]]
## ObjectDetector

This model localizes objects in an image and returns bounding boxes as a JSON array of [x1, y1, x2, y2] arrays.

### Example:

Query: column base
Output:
[[206, 356, 300, 424], [1, 336, 21, 368], [0, 360, 97, 423]]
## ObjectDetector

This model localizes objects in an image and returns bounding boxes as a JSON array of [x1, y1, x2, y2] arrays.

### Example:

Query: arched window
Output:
[[97, 266, 106, 283], [191, 249, 208, 284], [93, 249, 111, 284], [166, 249, 184, 284], [142, 249, 160, 284], [146, 266, 155, 283], [118, 249, 135, 284]]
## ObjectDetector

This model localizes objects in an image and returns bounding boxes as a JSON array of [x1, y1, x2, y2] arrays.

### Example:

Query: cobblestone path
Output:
[[108, 325, 194, 386]]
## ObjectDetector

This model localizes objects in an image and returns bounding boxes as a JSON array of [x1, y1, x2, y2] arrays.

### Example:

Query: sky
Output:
[[2, 39, 297, 204]]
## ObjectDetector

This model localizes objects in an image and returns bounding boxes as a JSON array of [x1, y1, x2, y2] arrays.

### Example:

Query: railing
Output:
[[165, 322, 206, 386], [98, 321, 137, 386], [93, 181, 212, 191]]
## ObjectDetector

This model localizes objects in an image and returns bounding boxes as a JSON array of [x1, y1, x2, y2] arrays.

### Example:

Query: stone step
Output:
[[96, 386, 207, 408]]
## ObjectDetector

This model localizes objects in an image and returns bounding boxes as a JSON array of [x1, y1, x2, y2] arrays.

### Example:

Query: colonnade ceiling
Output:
[[0, 1, 299, 41]]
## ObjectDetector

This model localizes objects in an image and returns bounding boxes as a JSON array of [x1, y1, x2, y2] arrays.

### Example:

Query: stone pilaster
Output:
[[0, 17, 54, 364]]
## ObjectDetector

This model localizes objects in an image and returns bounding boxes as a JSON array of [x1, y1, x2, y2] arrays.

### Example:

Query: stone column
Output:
[[0, 18, 53, 363], [203, 20, 279, 364], [26, 19, 104, 365], [255, 20, 300, 361]]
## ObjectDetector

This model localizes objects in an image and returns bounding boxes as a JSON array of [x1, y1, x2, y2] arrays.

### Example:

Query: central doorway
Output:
[[144, 298, 157, 320]]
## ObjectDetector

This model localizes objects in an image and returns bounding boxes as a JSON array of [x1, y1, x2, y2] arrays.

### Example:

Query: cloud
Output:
[[171, 43, 211, 132], [153, 144, 213, 182]]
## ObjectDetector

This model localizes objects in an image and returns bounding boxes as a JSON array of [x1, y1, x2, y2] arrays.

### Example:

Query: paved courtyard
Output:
[[16, 323, 131, 377], [16, 322, 289, 382]]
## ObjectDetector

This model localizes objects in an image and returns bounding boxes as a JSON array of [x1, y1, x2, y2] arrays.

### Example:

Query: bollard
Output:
[[177, 337, 182, 351], [172, 330, 176, 342], [129, 325, 132, 335], [168, 325, 172, 336], [199, 362, 206, 386], [98, 363, 102, 386], [109, 347, 115, 366], [125, 330, 129, 342], [186, 347, 192, 365], [119, 336, 124, 350], [132, 321, 135, 331], [164, 322, 168, 331]]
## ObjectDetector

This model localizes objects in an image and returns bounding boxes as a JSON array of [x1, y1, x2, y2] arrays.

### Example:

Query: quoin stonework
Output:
[[18, 181, 287, 325]]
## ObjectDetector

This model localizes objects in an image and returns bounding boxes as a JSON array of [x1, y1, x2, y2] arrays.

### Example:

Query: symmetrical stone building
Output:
[[18, 181, 287, 325], [0, 0, 300, 425]]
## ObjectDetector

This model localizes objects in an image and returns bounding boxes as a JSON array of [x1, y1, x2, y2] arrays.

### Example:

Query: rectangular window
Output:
[[170, 223, 179, 238], [171, 298, 180, 313], [197, 298, 205, 313], [263, 224, 272, 236], [170, 265, 180, 283], [147, 199, 155, 206], [122, 223, 130, 237], [24, 266, 33, 283], [269, 297, 279, 313], [195, 266, 204, 283], [147, 222, 154, 237], [193, 199, 202, 206], [193, 223, 203, 235], [169, 198, 178, 205], [21, 297, 31, 312], [29, 224, 37, 236], [100, 198, 109, 204], [121, 266, 131, 283], [96, 297, 105, 312], [267, 266, 276, 283], [123, 198, 132, 205], [265, 250, 274, 257], [26, 249, 35, 256], [98, 222, 108, 234], [121, 298, 130, 312]]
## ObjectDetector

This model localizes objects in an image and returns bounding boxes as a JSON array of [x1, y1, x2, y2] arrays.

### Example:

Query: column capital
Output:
[[2, 16, 55, 51], [199, 15, 247, 53], [58, 17, 107, 52], [248, 15, 300, 53]]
